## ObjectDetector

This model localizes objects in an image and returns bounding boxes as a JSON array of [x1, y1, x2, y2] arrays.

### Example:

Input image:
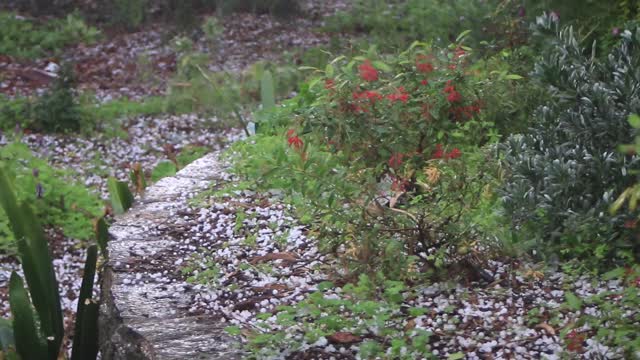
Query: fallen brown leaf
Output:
[[326, 332, 362, 344], [535, 323, 556, 336], [249, 252, 298, 264]]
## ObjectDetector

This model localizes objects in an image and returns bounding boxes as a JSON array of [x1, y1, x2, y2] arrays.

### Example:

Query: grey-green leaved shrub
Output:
[[501, 16, 640, 264]]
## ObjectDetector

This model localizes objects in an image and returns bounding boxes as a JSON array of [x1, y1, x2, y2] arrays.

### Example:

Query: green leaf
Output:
[[505, 74, 524, 80], [0, 168, 63, 357], [9, 272, 48, 360], [0, 317, 15, 354], [94, 216, 109, 257], [448, 352, 465, 360], [565, 292, 583, 311], [602, 267, 625, 280], [151, 161, 177, 182], [70, 302, 98, 360], [628, 114, 640, 128], [455, 30, 472, 43], [372, 61, 392, 72], [224, 326, 242, 336], [107, 177, 134, 214], [260, 70, 275, 110], [325, 64, 334, 78], [71, 245, 98, 360]]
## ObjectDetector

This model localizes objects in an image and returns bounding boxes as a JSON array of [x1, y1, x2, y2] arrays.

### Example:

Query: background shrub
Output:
[[31, 64, 87, 133], [501, 18, 640, 264], [0, 12, 99, 59], [0, 142, 103, 253]]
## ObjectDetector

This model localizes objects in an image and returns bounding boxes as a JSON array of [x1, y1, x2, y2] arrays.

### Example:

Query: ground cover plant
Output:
[[0, 11, 99, 59], [0, 141, 103, 254]]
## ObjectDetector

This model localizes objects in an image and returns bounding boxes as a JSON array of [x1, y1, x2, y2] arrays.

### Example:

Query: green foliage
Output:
[[31, 64, 86, 133], [107, 177, 134, 215], [558, 267, 640, 357], [324, 0, 506, 50], [231, 275, 433, 358], [108, 0, 147, 30], [0, 318, 16, 358], [501, 20, 640, 264], [0, 96, 31, 132], [151, 145, 209, 182], [260, 70, 275, 110], [0, 142, 103, 253], [0, 12, 99, 59], [201, 15, 224, 50], [215, 0, 301, 18], [70, 245, 99, 360], [0, 167, 64, 359], [1, 167, 100, 360], [165, 41, 301, 124], [8, 273, 48, 360], [151, 161, 177, 182]]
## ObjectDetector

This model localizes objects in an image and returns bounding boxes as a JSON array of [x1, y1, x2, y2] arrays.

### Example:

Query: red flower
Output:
[[443, 81, 455, 93], [416, 61, 434, 74], [565, 330, 585, 353], [446, 148, 462, 159], [358, 60, 379, 82], [325, 79, 335, 89], [387, 87, 409, 103], [421, 79, 429, 86], [286, 129, 296, 137], [453, 48, 466, 60], [447, 91, 462, 103], [353, 90, 383, 103], [432, 144, 444, 159], [288, 135, 304, 150], [444, 82, 462, 103], [388, 153, 404, 169]]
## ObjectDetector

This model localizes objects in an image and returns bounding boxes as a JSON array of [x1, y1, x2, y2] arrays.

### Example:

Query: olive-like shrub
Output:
[[501, 16, 640, 264]]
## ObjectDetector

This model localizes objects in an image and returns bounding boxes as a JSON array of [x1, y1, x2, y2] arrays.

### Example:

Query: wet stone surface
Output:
[[99, 152, 244, 360]]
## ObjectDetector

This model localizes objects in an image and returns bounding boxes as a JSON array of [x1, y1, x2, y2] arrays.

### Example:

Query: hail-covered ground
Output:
[[154, 175, 632, 360]]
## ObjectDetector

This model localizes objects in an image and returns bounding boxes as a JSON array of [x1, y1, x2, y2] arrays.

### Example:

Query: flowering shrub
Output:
[[233, 40, 509, 280]]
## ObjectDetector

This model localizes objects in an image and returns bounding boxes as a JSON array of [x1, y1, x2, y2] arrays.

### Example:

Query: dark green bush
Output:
[[108, 0, 147, 30], [0, 12, 100, 59], [325, 0, 516, 51], [501, 17, 640, 264], [31, 64, 87, 133]]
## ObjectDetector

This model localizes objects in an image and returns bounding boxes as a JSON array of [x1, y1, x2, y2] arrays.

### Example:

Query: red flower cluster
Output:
[[287, 129, 304, 150], [446, 148, 462, 159], [358, 60, 379, 82], [565, 330, 585, 353], [388, 153, 404, 169], [416, 54, 434, 74], [444, 81, 462, 103], [387, 87, 409, 103], [450, 103, 481, 121], [353, 90, 383, 103], [431, 144, 462, 159]]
